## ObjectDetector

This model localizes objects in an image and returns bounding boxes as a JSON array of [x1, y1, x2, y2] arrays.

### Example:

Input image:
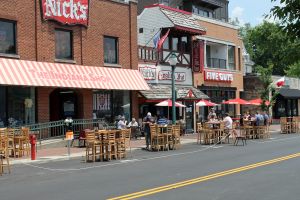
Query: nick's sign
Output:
[[41, 0, 89, 26]]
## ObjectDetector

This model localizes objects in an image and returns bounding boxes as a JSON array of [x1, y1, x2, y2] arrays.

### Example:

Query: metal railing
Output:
[[11, 118, 116, 141]]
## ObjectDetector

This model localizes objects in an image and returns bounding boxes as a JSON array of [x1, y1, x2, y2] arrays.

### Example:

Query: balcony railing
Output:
[[138, 46, 191, 67], [207, 58, 226, 69]]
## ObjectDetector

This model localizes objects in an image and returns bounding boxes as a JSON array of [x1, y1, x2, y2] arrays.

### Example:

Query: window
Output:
[[104, 36, 118, 64], [55, 29, 73, 60], [179, 37, 189, 53], [0, 20, 16, 54], [160, 0, 169, 6], [172, 37, 178, 51], [228, 45, 235, 70], [163, 37, 169, 50]]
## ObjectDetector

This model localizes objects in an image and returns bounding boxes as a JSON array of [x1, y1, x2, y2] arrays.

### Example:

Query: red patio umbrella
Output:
[[222, 98, 250, 105], [155, 99, 186, 107], [248, 98, 270, 106], [196, 99, 218, 107], [155, 99, 186, 120]]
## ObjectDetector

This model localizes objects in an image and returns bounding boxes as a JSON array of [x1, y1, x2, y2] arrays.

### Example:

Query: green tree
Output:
[[269, 0, 300, 39], [243, 21, 300, 75], [256, 65, 279, 111], [285, 61, 300, 78]]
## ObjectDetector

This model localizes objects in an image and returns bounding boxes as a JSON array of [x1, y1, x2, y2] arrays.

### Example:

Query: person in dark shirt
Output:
[[143, 112, 154, 150]]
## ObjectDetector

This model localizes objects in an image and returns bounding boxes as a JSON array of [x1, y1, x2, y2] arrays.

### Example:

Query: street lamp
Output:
[[168, 53, 178, 124]]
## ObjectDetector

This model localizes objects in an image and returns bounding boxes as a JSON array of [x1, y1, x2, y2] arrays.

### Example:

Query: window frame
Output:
[[0, 19, 17, 56], [55, 29, 73, 60], [103, 36, 119, 65]]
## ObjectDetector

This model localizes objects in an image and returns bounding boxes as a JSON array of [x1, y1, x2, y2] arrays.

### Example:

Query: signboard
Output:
[[204, 70, 233, 82], [192, 40, 204, 73], [41, 0, 89, 26], [138, 64, 192, 85], [65, 131, 74, 140], [158, 70, 186, 82], [139, 66, 156, 80]]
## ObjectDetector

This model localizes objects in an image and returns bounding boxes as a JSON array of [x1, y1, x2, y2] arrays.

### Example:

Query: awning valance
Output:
[[0, 58, 150, 90], [279, 88, 300, 98]]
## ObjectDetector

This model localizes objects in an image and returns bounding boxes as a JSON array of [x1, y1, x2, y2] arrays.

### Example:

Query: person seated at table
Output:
[[209, 115, 218, 122], [255, 111, 264, 126], [127, 118, 138, 127], [262, 111, 270, 126], [157, 116, 168, 125], [207, 108, 217, 120], [243, 111, 251, 120], [117, 116, 127, 129]]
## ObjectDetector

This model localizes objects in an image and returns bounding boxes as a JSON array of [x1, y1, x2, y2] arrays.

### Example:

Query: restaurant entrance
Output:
[[50, 89, 78, 121]]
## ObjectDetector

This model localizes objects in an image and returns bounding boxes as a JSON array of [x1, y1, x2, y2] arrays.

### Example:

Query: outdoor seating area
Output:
[[0, 127, 31, 175], [280, 117, 299, 134], [197, 120, 270, 146], [149, 124, 181, 151], [84, 129, 131, 162]]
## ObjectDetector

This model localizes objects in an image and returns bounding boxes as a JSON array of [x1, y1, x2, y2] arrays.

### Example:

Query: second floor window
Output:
[[0, 20, 16, 55], [228, 45, 235, 70], [104, 36, 118, 64], [55, 30, 73, 60]]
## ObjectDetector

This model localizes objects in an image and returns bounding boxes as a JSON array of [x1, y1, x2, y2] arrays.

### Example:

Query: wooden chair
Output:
[[20, 127, 30, 157], [5, 128, 15, 157], [0, 135, 11, 175], [233, 124, 247, 146], [85, 131, 103, 162], [165, 125, 174, 150], [123, 129, 132, 154], [292, 117, 299, 133], [172, 125, 181, 150], [196, 123, 202, 144], [102, 130, 117, 161], [150, 125, 164, 151], [215, 122, 225, 144], [280, 117, 292, 134], [116, 130, 126, 159], [202, 123, 215, 145]]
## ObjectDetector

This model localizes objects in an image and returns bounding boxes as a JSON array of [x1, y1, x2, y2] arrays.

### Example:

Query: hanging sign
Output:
[[41, 0, 89, 26]]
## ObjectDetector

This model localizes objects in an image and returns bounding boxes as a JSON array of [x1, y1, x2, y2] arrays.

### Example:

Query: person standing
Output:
[[143, 112, 154, 150]]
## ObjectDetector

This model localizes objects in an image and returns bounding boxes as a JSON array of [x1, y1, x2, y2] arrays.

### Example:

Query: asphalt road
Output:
[[1, 132, 300, 200]]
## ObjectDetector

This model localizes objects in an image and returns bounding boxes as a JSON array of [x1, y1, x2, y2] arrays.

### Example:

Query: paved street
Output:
[[1, 132, 300, 200]]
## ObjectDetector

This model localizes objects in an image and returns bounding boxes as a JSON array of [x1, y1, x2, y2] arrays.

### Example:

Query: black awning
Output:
[[279, 88, 300, 99]]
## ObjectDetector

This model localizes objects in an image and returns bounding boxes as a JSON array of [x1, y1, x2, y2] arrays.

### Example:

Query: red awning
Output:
[[0, 58, 150, 90]]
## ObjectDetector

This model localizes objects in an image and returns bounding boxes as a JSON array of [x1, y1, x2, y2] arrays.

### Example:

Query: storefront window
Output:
[[7, 87, 35, 126], [0, 20, 16, 54], [104, 36, 118, 64], [93, 90, 131, 123], [0, 87, 6, 127], [55, 29, 73, 60], [113, 91, 131, 122]]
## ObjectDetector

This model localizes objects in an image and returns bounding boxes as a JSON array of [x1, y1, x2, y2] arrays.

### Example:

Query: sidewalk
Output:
[[11, 124, 281, 165]]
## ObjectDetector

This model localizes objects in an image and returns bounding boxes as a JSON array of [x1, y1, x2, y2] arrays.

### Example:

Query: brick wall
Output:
[[0, 0, 138, 122]]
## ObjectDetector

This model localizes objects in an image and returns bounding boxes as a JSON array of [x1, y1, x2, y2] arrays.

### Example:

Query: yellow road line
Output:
[[107, 152, 300, 200]]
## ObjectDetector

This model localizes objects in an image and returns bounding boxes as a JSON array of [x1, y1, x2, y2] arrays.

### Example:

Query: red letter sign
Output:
[[41, 0, 89, 26]]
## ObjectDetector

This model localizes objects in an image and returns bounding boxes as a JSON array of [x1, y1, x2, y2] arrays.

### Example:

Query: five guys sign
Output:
[[41, 0, 89, 26]]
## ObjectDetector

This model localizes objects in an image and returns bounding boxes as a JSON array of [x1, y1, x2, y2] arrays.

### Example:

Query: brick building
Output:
[[137, 0, 244, 131], [0, 0, 148, 127]]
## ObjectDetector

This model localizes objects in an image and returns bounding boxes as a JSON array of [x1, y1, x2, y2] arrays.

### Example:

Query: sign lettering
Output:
[[158, 70, 186, 82], [139, 66, 156, 80], [41, 0, 89, 26], [204, 70, 233, 82]]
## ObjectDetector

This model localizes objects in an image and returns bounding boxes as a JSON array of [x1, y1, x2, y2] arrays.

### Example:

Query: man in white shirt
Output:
[[223, 113, 233, 129]]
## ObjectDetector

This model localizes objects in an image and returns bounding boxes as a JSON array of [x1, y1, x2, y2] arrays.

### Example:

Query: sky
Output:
[[228, 0, 282, 26]]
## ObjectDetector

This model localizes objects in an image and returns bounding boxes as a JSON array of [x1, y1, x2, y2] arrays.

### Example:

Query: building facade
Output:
[[0, 0, 148, 127], [138, 0, 244, 124]]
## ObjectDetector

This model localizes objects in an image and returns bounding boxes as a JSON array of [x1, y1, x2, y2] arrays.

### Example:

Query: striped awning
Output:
[[0, 58, 150, 90]]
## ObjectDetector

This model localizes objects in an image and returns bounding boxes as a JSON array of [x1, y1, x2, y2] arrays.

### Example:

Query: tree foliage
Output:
[[269, 0, 300, 39], [243, 21, 300, 75], [256, 65, 279, 111], [285, 61, 300, 77]]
